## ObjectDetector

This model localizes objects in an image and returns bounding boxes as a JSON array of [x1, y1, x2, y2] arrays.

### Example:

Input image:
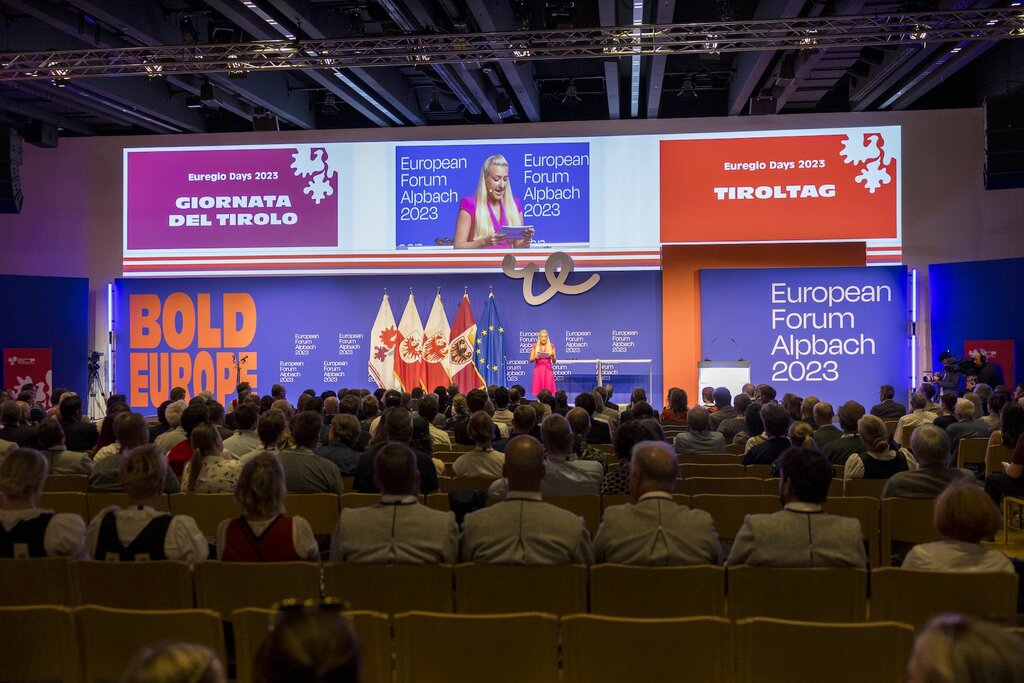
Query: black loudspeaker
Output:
[[24, 121, 58, 149], [0, 129, 23, 214], [984, 93, 1024, 191], [749, 96, 777, 115]]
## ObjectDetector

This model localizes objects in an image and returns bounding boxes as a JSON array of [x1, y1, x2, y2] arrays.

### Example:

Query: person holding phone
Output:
[[530, 329, 557, 396], [454, 154, 534, 249]]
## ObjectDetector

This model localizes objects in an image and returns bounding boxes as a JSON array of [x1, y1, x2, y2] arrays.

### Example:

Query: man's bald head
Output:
[[629, 441, 678, 499], [566, 407, 590, 439], [502, 435, 545, 492], [373, 442, 419, 496]]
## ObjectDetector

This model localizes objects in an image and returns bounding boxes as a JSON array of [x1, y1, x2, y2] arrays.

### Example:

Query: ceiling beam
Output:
[[15, 80, 168, 132], [890, 39, 999, 110], [463, 0, 541, 122], [727, 0, 807, 116], [598, 0, 620, 119], [644, 0, 676, 118], [0, 94, 99, 135]]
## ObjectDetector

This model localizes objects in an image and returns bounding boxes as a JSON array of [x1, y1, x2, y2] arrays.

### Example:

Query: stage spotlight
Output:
[[199, 80, 215, 103]]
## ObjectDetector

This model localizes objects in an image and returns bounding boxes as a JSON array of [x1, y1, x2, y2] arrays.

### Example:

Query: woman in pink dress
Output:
[[530, 329, 557, 397], [454, 154, 534, 249]]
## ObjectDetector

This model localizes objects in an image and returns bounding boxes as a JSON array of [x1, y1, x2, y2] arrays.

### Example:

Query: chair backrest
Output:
[[727, 565, 868, 622], [588, 564, 726, 617], [544, 495, 601, 536], [453, 476, 499, 491], [593, 443, 614, 454], [73, 560, 195, 610], [822, 496, 880, 569], [843, 478, 887, 498], [726, 444, 745, 456], [454, 563, 587, 615], [168, 492, 239, 538], [342, 475, 354, 491], [600, 494, 632, 512], [425, 492, 451, 512], [685, 477, 765, 496], [869, 568, 1019, 627], [0, 605, 81, 683], [444, 462, 456, 477], [231, 607, 274, 683], [680, 463, 747, 478], [734, 617, 914, 683], [75, 605, 226, 683], [193, 561, 320, 621], [0, 556, 74, 605], [44, 474, 89, 493], [957, 437, 990, 468], [689, 494, 780, 542], [745, 464, 773, 479], [879, 497, 941, 566], [677, 452, 744, 465], [39, 491, 89, 519], [434, 451, 461, 463], [451, 443, 474, 452], [87, 492, 169, 518], [562, 614, 731, 683], [986, 444, 1013, 477], [323, 563, 454, 613], [902, 425, 919, 450], [393, 611, 559, 683], [286, 493, 341, 536], [339, 493, 380, 509], [884, 420, 900, 438]]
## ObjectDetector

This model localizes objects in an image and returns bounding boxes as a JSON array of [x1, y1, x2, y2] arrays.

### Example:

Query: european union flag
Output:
[[476, 291, 506, 387]]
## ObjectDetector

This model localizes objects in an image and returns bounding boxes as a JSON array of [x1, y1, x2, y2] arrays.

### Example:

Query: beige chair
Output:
[[342, 475, 354, 491], [734, 617, 914, 683], [842, 478, 887, 498], [87, 492, 169, 518], [324, 563, 454, 613], [76, 606, 226, 683], [685, 477, 765, 496], [727, 566, 868, 622], [679, 463, 747, 478], [822, 496, 880, 568], [600, 494, 632, 513], [425, 492, 451, 512], [433, 451, 462, 464], [677, 452, 744, 465], [232, 607, 274, 683], [44, 474, 89, 493], [593, 443, 614, 454], [879, 497, 941, 566], [73, 560, 194, 609], [394, 611, 559, 683], [884, 420, 900, 439], [286, 493, 342, 536], [0, 556, 74, 605], [339, 492, 380, 509], [193, 561, 320, 621], [545, 495, 601, 536], [986, 443, 1013, 478], [39, 491, 89, 519], [562, 614, 732, 683], [726, 444, 745, 456], [869, 568, 1018, 626], [0, 605, 81, 682], [589, 564, 726, 617], [745, 464, 773, 479], [452, 476, 499, 491], [454, 563, 587, 615], [1004, 496, 1024, 546], [689, 494, 780, 543], [168, 492, 239, 538], [451, 443, 474, 453], [956, 437, 991, 469], [443, 461, 456, 477]]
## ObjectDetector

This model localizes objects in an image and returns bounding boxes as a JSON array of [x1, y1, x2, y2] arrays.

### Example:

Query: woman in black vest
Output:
[[0, 448, 85, 558], [844, 414, 919, 484]]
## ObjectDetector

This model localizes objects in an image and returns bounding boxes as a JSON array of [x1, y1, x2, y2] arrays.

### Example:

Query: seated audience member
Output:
[[756, 384, 777, 404], [982, 391, 1008, 433], [800, 396, 819, 428], [488, 414, 603, 500], [984, 403, 1024, 506], [812, 401, 842, 449], [594, 441, 721, 565], [123, 641, 226, 683], [788, 421, 815, 450], [278, 412, 343, 495], [717, 393, 751, 443], [0, 448, 86, 557], [166, 404, 213, 477], [727, 448, 866, 567], [567, 408, 608, 471], [182, 422, 242, 494], [740, 403, 767, 453], [88, 413, 180, 492], [844, 414, 917, 483], [701, 386, 716, 412], [590, 390, 617, 436], [870, 384, 907, 419], [596, 386, 620, 423], [358, 395, 380, 433], [781, 393, 803, 423], [574, 392, 612, 444], [207, 401, 233, 442], [920, 382, 942, 415], [86, 445, 206, 563], [901, 480, 1013, 573], [0, 399, 39, 448], [462, 436, 593, 564], [331, 443, 457, 563], [222, 402, 261, 458], [946, 398, 992, 462], [216, 452, 318, 562], [821, 401, 866, 465], [58, 394, 99, 452], [316, 414, 363, 477], [36, 417, 91, 474], [619, 388, 648, 423], [241, 408, 288, 462], [354, 408, 438, 495], [453, 390, 498, 445], [673, 406, 727, 455], [932, 392, 959, 432], [154, 400, 187, 453], [659, 388, 688, 424], [416, 394, 451, 450], [882, 425, 974, 499], [601, 421, 656, 495], [742, 403, 791, 466], [452, 411, 505, 479], [708, 387, 736, 430], [906, 613, 1024, 683], [89, 401, 128, 456], [0, 437, 14, 457], [894, 392, 938, 447], [255, 603, 362, 683], [626, 400, 656, 423], [964, 391, 985, 423], [491, 386, 514, 427], [492, 405, 536, 452]]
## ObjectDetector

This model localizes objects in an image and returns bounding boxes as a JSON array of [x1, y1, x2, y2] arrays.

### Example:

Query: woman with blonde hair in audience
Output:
[[907, 613, 1024, 683], [963, 391, 985, 425], [182, 422, 242, 494], [903, 479, 1013, 573], [216, 452, 318, 562], [0, 447, 85, 557], [122, 641, 226, 683], [788, 420, 816, 450], [87, 444, 207, 562], [844, 414, 917, 482]]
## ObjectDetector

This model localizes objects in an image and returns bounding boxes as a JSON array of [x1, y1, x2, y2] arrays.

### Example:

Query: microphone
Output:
[[704, 337, 718, 362], [729, 338, 744, 361]]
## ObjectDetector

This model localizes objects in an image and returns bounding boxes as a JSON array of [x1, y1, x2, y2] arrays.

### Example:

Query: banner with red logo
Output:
[[965, 340, 1015, 391], [4, 347, 53, 408], [660, 127, 900, 243]]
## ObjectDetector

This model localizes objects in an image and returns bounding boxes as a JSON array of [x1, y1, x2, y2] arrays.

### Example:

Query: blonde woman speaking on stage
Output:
[[454, 154, 534, 249], [530, 329, 557, 396]]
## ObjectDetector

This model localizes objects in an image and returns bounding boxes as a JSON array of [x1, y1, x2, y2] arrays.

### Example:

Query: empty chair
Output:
[[727, 566, 868, 622], [589, 564, 726, 617], [76, 606, 226, 683], [0, 557, 74, 605], [324, 563, 454, 613], [167, 492, 239, 538], [454, 563, 587, 615], [562, 614, 731, 683], [869, 568, 1018, 627], [956, 437, 990, 469], [726, 444, 746, 456], [74, 560, 194, 610], [424, 492, 451, 512], [677, 453, 743, 465], [679, 463, 747, 478], [279, 492, 341, 536], [745, 464, 773, 479], [545, 495, 601, 536], [193, 561, 320, 621], [44, 475, 89, 493], [689, 494, 780, 543], [685, 477, 764, 496], [338, 493, 380, 509], [231, 607, 274, 683], [39, 492, 89, 519], [0, 605, 80, 683], [879, 497, 941, 566], [986, 443, 1013, 478], [843, 478, 887, 498], [734, 617, 914, 683], [394, 611, 559, 683], [822, 496, 880, 568]]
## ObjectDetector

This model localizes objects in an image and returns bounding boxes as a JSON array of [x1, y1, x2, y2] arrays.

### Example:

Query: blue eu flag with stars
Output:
[[476, 291, 506, 387]]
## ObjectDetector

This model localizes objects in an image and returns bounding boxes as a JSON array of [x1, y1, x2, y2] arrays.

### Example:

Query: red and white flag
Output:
[[394, 292, 426, 392], [422, 291, 452, 391], [368, 293, 401, 390], [449, 293, 485, 394]]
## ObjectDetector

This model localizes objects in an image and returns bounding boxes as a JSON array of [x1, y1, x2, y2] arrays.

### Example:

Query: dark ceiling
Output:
[[0, 0, 1021, 140]]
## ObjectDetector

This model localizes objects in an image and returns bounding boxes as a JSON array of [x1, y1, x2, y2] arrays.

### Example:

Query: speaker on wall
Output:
[[984, 93, 1024, 191], [0, 128, 23, 214]]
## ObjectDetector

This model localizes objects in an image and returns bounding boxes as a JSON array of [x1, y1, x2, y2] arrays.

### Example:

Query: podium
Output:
[[697, 360, 751, 399], [554, 359, 654, 398]]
